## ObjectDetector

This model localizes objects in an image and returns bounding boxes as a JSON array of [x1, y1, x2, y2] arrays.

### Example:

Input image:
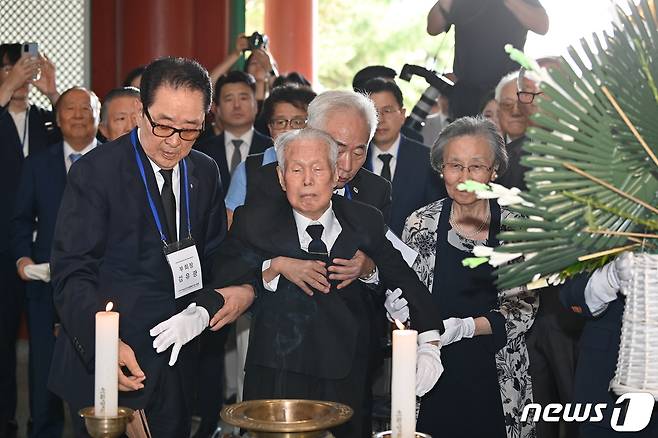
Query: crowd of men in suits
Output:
[[1, 1, 650, 433]]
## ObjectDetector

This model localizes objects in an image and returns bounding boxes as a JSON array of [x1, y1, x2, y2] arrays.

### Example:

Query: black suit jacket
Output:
[[245, 162, 393, 225], [366, 135, 445, 235], [211, 195, 443, 380], [195, 129, 271, 193], [10, 142, 67, 266], [48, 131, 227, 410], [0, 104, 60, 255]]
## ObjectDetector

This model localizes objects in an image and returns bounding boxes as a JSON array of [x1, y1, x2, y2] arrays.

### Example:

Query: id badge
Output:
[[164, 237, 203, 299]]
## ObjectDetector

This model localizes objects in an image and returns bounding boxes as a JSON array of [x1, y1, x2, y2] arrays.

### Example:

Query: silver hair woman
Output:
[[400, 116, 537, 438]]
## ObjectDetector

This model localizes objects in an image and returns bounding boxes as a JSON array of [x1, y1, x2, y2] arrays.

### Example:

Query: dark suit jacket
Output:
[[365, 135, 445, 236], [0, 104, 60, 255], [194, 129, 271, 193], [48, 131, 227, 410], [560, 274, 637, 433], [211, 195, 443, 380], [10, 143, 67, 267], [245, 162, 393, 225]]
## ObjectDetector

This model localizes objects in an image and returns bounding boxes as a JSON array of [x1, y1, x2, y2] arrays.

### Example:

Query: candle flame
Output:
[[394, 319, 405, 330], [105, 302, 113, 312]]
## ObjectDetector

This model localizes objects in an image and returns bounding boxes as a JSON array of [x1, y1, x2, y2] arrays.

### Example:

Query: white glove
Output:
[[384, 288, 409, 323], [440, 317, 475, 346], [150, 303, 209, 366], [585, 252, 634, 315], [416, 342, 443, 397], [23, 263, 51, 282]]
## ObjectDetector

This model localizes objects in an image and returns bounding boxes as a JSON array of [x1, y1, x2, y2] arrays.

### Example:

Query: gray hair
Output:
[[274, 127, 339, 171], [100, 86, 140, 123], [307, 90, 378, 143], [494, 71, 520, 101], [430, 116, 508, 175]]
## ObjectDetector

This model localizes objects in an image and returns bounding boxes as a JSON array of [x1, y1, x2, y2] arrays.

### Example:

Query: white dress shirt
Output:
[[136, 129, 182, 240], [371, 134, 401, 180], [262, 202, 379, 291], [63, 139, 97, 173], [224, 128, 254, 172], [9, 108, 29, 157]]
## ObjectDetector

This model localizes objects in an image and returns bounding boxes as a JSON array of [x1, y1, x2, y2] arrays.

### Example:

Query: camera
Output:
[[247, 32, 269, 50], [399, 64, 454, 132]]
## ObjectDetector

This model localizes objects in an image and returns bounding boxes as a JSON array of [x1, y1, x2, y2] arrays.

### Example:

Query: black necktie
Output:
[[306, 224, 328, 256], [160, 169, 177, 243], [378, 153, 393, 181], [230, 139, 243, 173]]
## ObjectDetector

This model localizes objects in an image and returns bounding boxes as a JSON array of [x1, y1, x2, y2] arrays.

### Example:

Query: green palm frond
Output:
[[494, 0, 658, 290]]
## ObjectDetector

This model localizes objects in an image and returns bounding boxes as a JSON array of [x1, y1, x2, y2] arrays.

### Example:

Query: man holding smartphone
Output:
[[0, 42, 61, 438]]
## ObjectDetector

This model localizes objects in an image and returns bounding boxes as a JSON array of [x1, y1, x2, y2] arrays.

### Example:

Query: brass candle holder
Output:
[[79, 407, 134, 438], [373, 431, 432, 438], [221, 399, 353, 438]]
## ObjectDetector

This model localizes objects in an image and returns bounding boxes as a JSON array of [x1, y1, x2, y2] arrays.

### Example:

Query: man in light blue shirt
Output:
[[225, 85, 316, 219]]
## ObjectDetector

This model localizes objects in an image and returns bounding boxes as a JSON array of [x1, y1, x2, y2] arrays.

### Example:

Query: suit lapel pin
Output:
[[353, 186, 359, 194]]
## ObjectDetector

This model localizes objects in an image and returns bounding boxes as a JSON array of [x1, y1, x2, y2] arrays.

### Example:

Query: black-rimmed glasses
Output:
[[517, 90, 543, 104], [144, 108, 204, 141], [268, 118, 307, 129]]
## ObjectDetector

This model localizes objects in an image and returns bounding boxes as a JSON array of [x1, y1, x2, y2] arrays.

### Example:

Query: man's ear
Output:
[[277, 165, 286, 192]]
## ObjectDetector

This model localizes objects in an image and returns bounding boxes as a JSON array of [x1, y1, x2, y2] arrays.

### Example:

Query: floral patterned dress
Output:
[[403, 198, 538, 438]]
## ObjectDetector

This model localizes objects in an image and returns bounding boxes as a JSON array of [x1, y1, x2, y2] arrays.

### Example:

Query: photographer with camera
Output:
[[427, 0, 549, 118], [209, 32, 279, 107]]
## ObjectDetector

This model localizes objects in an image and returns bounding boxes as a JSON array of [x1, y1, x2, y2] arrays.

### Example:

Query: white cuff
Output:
[[418, 329, 441, 345], [359, 267, 380, 284], [261, 259, 280, 292]]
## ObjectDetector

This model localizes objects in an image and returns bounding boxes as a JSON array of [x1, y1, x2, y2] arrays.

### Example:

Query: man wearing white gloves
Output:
[[49, 58, 254, 438], [560, 252, 658, 437]]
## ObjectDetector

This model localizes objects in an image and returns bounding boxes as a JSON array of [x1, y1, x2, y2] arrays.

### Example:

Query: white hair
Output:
[[307, 90, 378, 143], [274, 127, 339, 171], [494, 71, 521, 102]]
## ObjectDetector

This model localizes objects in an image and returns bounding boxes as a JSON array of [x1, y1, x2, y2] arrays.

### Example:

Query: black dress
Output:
[[416, 198, 507, 438]]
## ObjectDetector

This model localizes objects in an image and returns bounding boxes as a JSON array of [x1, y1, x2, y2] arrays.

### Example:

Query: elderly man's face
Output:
[[100, 96, 142, 141], [138, 85, 205, 170], [277, 138, 338, 220], [498, 81, 529, 141], [323, 108, 370, 188], [56, 89, 99, 148]]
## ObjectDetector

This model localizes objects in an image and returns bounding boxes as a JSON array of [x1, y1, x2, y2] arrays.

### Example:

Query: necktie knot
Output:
[[159, 168, 174, 184], [231, 139, 243, 149], [378, 153, 393, 164], [69, 153, 82, 164], [306, 224, 327, 256]]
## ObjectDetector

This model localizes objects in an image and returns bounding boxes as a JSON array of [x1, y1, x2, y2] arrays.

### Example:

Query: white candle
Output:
[[391, 319, 417, 438], [94, 302, 118, 416]]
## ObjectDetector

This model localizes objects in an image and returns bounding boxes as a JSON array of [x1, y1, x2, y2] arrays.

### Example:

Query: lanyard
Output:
[[344, 183, 353, 200], [130, 129, 192, 245]]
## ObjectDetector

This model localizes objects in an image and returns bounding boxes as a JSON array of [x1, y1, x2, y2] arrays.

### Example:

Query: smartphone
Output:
[[22, 42, 40, 80], [23, 42, 39, 58]]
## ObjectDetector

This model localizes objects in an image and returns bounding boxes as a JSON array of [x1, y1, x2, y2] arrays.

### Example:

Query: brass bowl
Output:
[[78, 407, 134, 438], [373, 431, 432, 438], [221, 399, 353, 438]]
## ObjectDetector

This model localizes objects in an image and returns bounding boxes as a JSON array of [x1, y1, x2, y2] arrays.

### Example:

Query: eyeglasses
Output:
[[144, 108, 204, 141], [517, 90, 543, 104], [268, 118, 307, 129], [376, 106, 401, 118], [442, 162, 493, 177]]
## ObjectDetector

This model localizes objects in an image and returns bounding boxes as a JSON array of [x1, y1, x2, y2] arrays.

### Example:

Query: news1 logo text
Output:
[[521, 392, 655, 432]]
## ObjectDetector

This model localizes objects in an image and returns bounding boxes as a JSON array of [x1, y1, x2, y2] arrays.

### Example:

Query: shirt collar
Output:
[[225, 128, 254, 147], [292, 201, 336, 240], [63, 138, 98, 158], [372, 133, 401, 158]]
